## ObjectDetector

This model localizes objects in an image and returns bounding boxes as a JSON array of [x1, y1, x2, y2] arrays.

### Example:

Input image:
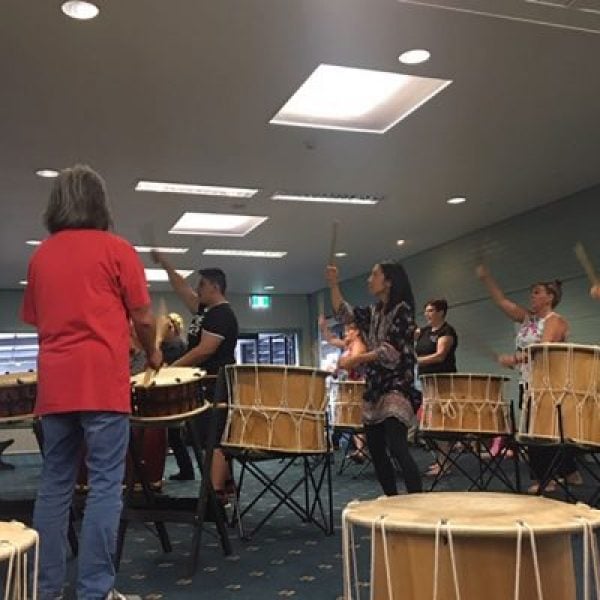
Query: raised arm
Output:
[[318, 315, 345, 349], [476, 264, 529, 323], [151, 250, 198, 314], [325, 265, 345, 315]]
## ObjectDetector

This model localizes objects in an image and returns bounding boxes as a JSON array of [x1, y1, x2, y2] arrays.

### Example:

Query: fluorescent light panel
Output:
[[135, 180, 259, 199], [35, 169, 59, 178], [447, 197, 466, 205], [169, 212, 268, 237], [26, 240, 42, 246], [270, 64, 452, 134], [272, 193, 379, 205], [144, 269, 193, 282], [134, 246, 188, 254], [202, 249, 287, 259]]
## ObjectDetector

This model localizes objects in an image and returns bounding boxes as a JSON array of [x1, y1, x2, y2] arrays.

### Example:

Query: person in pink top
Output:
[[21, 165, 162, 600]]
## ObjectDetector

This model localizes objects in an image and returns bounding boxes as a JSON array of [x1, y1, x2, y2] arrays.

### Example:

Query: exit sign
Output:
[[249, 295, 271, 309]]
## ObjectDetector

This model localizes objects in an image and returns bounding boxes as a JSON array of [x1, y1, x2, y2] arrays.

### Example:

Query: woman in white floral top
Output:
[[325, 261, 422, 495], [476, 264, 581, 493]]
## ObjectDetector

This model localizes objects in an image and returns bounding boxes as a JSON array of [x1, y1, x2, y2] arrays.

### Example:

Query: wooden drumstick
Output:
[[328, 220, 339, 266], [142, 367, 155, 387], [574, 242, 599, 285]]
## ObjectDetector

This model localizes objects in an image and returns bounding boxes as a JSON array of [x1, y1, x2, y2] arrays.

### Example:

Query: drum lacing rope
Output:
[[1, 539, 16, 600], [378, 515, 394, 600], [0, 522, 38, 600], [341, 506, 361, 600], [433, 519, 461, 600], [514, 520, 543, 600], [577, 516, 600, 600]]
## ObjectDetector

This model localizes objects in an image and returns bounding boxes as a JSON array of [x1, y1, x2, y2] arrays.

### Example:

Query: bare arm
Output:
[[172, 331, 222, 367], [318, 315, 345, 349], [541, 314, 568, 343], [151, 250, 198, 314], [325, 265, 344, 314], [591, 284, 600, 300], [476, 264, 529, 323], [130, 304, 163, 369], [417, 335, 454, 366]]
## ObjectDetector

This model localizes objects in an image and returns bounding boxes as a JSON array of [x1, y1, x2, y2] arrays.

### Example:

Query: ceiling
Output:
[[2, 0, 600, 294]]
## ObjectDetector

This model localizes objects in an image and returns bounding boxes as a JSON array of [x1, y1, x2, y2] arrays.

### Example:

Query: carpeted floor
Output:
[[1, 442, 599, 599]]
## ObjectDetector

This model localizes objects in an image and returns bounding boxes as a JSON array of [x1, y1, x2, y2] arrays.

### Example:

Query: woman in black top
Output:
[[415, 299, 458, 477]]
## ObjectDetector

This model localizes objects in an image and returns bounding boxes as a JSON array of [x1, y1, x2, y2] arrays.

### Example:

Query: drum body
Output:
[[0, 372, 37, 421], [223, 365, 329, 453], [331, 381, 365, 428], [343, 492, 600, 600], [0, 520, 39, 598], [420, 373, 510, 435], [131, 367, 205, 418], [521, 343, 600, 446]]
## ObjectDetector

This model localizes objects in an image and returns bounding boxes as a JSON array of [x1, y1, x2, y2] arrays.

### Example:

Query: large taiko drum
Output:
[[0, 520, 39, 599], [330, 381, 365, 428], [0, 372, 37, 423], [222, 365, 329, 453], [130, 367, 206, 418], [420, 373, 511, 435], [78, 367, 207, 492], [342, 492, 600, 600], [521, 343, 600, 447]]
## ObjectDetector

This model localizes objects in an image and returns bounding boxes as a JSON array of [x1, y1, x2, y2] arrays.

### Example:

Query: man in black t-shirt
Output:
[[151, 251, 239, 490]]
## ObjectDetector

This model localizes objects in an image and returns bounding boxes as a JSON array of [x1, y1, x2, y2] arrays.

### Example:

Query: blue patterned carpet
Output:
[[1, 444, 599, 599]]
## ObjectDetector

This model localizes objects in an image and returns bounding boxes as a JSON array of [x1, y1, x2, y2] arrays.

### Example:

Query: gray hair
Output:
[[44, 164, 113, 233]]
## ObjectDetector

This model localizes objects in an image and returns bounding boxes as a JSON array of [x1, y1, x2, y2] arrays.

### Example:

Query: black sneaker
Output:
[[169, 471, 195, 481]]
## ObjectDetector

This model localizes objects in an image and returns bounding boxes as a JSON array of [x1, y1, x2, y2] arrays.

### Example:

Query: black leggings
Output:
[[364, 418, 422, 495]]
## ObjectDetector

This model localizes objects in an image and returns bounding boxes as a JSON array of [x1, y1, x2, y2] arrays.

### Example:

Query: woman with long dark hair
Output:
[[325, 261, 422, 495]]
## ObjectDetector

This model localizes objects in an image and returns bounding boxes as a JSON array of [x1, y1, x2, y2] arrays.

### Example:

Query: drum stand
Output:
[[115, 402, 232, 577], [334, 425, 371, 477], [225, 431, 334, 540], [421, 403, 522, 493], [520, 402, 600, 505]]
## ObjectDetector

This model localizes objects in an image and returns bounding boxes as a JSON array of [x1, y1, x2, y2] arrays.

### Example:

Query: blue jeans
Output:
[[34, 412, 129, 600]]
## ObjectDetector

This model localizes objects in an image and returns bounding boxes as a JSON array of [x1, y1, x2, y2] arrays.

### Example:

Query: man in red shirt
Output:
[[21, 165, 162, 600]]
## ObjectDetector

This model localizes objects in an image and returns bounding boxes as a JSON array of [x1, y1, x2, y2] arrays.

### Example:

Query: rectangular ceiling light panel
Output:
[[144, 269, 193, 282], [202, 249, 287, 258], [272, 193, 379, 205], [270, 64, 452, 134], [169, 212, 268, 237], [135, 180, 259, 198]]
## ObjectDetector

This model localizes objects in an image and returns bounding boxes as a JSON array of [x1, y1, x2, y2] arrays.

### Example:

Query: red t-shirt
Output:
[[20, 230, 150, 415]]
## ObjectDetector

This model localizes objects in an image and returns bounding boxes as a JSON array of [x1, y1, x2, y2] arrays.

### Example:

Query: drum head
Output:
[[131, 366, 205, 387], [0, 521, 38, 560], [343, 492, 600, 536]]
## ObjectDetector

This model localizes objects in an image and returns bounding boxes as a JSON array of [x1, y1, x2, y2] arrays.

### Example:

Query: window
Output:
[[0, 333, 39, 374]]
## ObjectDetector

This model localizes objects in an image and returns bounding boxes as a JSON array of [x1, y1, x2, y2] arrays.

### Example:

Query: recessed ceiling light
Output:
[[335, 252, 348, 258], [144, 269, 193, 282], [272, 193, 379, 205], [135, 180, 259, 199], [447, 197, 467, 205], [61, 1, 99, 20], [134, 246, 189, 254], [169, 212, 268, 237], [399, 49, 431, 65], [26, 240, 42, 246], [270, 64, 451, 134], [263, 285, 275, 291], [35, 169, 59, 178], [396, 239, 406, 246], [202, 249, 287, 259]]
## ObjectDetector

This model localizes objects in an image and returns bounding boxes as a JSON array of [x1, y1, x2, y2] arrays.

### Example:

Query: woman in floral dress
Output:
[[325, 261, 422, 495]]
